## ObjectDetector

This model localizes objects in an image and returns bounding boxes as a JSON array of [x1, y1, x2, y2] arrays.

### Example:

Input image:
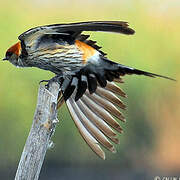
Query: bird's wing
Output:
[[58, 79, 126, 159], [19, 21, 135, 41], [18, 21, 135, 50]]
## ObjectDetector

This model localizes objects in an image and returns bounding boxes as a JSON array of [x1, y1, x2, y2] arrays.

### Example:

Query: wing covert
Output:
[[18, 21, 135, 45]]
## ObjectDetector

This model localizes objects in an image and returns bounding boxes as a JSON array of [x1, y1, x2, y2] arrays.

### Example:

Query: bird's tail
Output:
[[61, 56, 175, 102], [100, 57, 176, 81]]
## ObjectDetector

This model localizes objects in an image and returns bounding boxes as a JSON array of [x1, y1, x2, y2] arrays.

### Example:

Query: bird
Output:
[[3, 21, 175, 159]]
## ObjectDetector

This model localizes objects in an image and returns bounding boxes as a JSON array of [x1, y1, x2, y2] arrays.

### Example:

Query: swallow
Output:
[[3, 21, 175, 159]]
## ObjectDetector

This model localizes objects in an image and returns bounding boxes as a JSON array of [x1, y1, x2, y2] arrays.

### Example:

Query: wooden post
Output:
[[15, 82, 60, 180]]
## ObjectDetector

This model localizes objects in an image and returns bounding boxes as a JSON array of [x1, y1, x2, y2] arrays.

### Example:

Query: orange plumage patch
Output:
[[75, 40, 96, 64], [7, 41, 21, 56]]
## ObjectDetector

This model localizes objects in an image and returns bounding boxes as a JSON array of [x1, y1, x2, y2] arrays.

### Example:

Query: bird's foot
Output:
[[39, 75, 63, 89]]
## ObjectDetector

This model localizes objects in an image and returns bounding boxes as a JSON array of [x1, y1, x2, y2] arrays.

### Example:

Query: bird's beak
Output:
[[2, 57, 7, 61]]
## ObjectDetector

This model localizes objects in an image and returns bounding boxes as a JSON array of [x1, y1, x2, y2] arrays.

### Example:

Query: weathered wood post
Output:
[[15, 82, 60, 180]]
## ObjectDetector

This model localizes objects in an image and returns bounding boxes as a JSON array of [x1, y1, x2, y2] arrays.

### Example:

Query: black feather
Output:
[[87, 74, 97, 94], [105, 71, 114, 82], [75, 75, 88, 101], [100, 57, 176, 81], [117, 64, 176, 81], [63, 77, 78, 101], [95, 72, 107, 87]]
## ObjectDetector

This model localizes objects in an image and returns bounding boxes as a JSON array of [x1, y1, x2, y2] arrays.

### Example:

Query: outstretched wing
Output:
[[58, 72, 174, 159], [58, 79, 126, 159], [18, 21, 135, 51], [19, 21, 135, 41]]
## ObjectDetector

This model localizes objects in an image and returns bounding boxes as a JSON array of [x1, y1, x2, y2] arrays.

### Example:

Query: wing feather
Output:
[[66, 98, 105, 159], [106, 81, 127, 98], [58, 79, 126, 158], [74, 100, 116, 153], [19, 21, 135, 41], [85, 91, 125, 122], [96, 86, 126, 111], [76, 98, 119, 144], [80, 93, 123, 133]]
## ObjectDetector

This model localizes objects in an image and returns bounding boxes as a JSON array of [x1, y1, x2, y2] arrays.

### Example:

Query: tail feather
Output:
[[66, 98, 106, 159], [117, 64, 176, 81], [61, 57, 175, 102], [101, 57, 176, 81]]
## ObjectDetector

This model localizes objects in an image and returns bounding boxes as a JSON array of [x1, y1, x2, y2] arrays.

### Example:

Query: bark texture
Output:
[[15, 82, 60, 180]]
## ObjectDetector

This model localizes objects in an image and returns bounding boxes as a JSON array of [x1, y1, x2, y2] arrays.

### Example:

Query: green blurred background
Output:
[[0, 0, 179, 179]]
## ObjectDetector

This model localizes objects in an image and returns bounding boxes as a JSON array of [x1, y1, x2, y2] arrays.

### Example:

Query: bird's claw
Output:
[[39, 76, 63, 89]]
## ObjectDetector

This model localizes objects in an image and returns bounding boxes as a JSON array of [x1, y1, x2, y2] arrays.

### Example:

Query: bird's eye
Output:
[[5, 51, 13, 59]]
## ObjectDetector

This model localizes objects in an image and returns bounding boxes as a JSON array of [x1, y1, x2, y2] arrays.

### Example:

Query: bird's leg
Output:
[[39, 75, 63, 89]]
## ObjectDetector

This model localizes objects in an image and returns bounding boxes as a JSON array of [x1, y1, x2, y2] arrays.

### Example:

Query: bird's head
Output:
[[3, 41, 22, 66]]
